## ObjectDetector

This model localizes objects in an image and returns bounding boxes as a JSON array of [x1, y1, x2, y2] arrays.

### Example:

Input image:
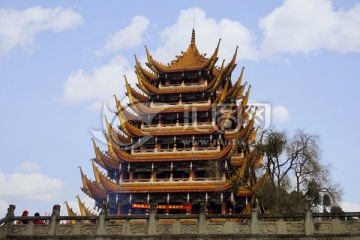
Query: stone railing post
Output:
[[96, 207, 106, 236], [5, 204, 16, 236], [304, 206, 313, 235], [250, 205, 259, 235], [147, 203, 157, 235], [5, 204, 15, 218], [48, 204, 60, 236], [198, 203, 206, 235]]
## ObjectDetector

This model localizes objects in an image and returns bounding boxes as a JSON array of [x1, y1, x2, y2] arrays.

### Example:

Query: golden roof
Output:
[[80, 167, 107, 200], [135, 55, 158, 81], [76, 195, 95, 217], [237, 173, 268, 197], [248, 126, 259, 144], [241, 85, 252, 109], [92, 159, 104, 185], [119, 107, 231, 137], [114, 94, 141, 123], [224, 108, 256, 141], [145, 29, 220, 73], [104, 115, 131, 146], [123, 120, 222, 137], [222, 46, 238, 78], [93, 138, 119, 170], [135, 60, 225, 95], [92, 138, 106, 169], [239, 110, 256, 139], [65, 201, 78, 217], [242, 106, 254, 125], [127, 86, 224, 115], [98, 170, 231, 193], [124, 75, 149, 102], [226, 67, 245, 99], [110, 140, 234, 163], [231, 147, 257, 167]]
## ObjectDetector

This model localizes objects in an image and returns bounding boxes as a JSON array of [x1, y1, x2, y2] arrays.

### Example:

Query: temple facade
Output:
[[72, 30, 265, 216]]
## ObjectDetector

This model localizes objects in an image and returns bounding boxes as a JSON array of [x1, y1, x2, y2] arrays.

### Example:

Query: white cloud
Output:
[[18, 161, 40, 172], [0, 171, 64, 201], [59, 55, 137, 107], [60, 4, 360, 108], [0, 199, 9, 218], [60, 14, 149, 107], [259, 0, 360, 57], [0, 164, 66, 217], [0, 6, 83, 55], [152, 8, 257, 64], [341, 201, 360, 212], [272, 105, 291, 125], [98, 16, 149, 55]]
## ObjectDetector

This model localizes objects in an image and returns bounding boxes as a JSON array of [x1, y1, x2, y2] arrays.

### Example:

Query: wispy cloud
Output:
[[152, 7, 258, 63], [59, 14, 150, 107], [0, 6, 83, 56], [59, 55, 136, 108], [97, 16, 149, 56], [18, 161, 40, 172]]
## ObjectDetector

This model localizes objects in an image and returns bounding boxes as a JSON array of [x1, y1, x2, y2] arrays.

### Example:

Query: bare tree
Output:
[[255, 129, 341, 213]]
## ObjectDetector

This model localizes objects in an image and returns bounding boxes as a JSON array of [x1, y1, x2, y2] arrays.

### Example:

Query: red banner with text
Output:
[[132, 204, 192, 210]]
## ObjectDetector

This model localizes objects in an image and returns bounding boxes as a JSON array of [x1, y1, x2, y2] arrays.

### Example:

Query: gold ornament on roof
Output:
[[145, 29, 220, 73]]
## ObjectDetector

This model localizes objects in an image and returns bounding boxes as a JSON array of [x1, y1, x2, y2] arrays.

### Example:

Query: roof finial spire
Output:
[[191, 28, 196, 44], [191, 10, 196, 44]]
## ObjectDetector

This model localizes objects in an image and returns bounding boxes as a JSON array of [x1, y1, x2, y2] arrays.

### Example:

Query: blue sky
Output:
[[1, 0, 360, 216]]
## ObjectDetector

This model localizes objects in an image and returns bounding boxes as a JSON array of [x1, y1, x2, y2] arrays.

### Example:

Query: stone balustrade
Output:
[[1, 204, 360, 239]]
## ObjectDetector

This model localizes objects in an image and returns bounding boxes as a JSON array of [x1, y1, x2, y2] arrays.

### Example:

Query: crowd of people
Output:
[[16, 210, 46, 225]]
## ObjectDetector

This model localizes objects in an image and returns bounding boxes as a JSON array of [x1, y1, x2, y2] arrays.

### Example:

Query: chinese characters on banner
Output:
[[132, 204, 192, 210]]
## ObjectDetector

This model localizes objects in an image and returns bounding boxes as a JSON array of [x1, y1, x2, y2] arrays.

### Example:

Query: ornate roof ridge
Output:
[[111, 142, 233, 163], [76, 195, 96, 217], [223, 46, 238, 78], [92, 138, 119, 170], [226, 67, 244, 99], [127, 88, 223, 114], [98, 172, 232, 193], [237, 173, 268, 197], [134, 55, 158, 81], [124, 75, 149, 101], [79, 167, 106, 200], [65, 201, 78, 217], [145, 29, 221, 73], [123, 117, 225, 137], [114, 94, 141, 124]]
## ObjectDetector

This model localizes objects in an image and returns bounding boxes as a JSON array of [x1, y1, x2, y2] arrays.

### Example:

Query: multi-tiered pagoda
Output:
[[73, 29, 265, 216]]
